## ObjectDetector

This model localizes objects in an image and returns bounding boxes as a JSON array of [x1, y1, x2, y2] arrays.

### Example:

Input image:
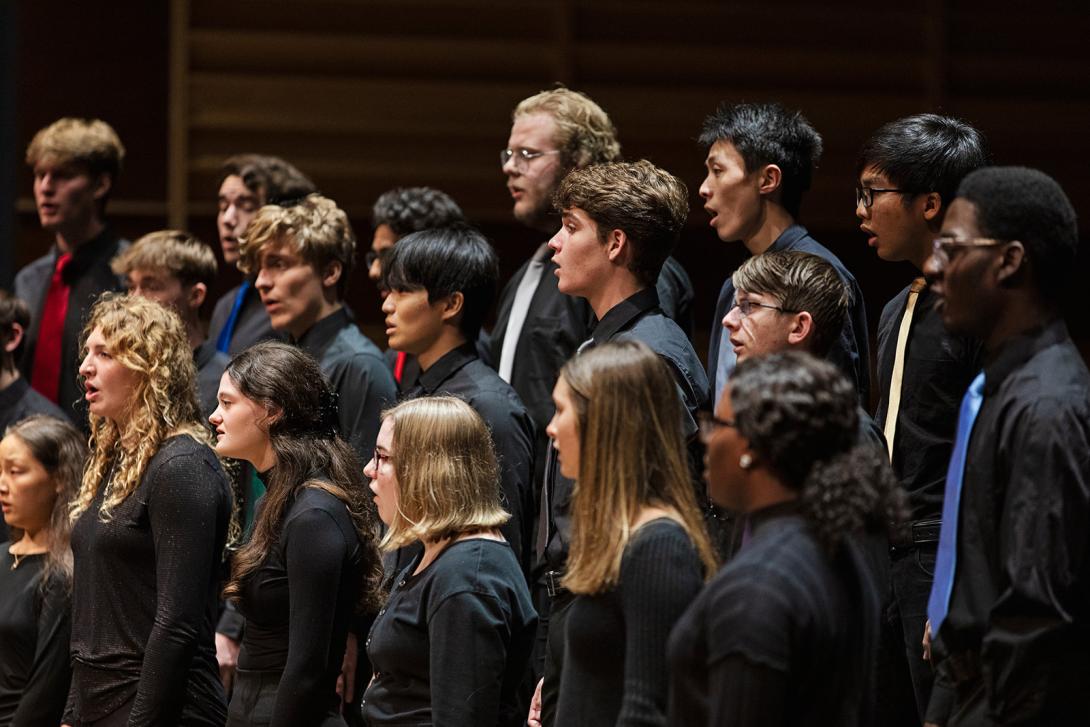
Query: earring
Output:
[[739, 453, 753, 470]]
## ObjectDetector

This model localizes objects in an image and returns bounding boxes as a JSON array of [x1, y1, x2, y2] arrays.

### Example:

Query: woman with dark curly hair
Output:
[[210, 341, 383, 727], [66, 293, 233, 727], [667, 352, 905, 727]]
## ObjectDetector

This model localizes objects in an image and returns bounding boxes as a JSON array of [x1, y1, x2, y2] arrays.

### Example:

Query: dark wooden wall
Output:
[[12, 0, 1090, 377]]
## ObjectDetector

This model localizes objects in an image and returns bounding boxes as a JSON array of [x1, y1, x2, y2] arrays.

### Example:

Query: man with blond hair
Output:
[[111, 229, 226, 417], [15, 117, 128, 424]]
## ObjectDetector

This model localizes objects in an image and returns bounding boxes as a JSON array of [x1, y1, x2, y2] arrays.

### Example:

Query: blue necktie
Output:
[[216, 280, 252, 354], [927, 371, 986, 635]]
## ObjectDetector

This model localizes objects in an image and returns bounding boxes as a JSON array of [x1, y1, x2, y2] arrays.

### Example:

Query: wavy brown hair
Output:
[[559, 340, 718, 595], [378, 397, 508, 551], [71, 293, 213, 524], [221, 342, 383, 613], [4, 415, 87, 590]]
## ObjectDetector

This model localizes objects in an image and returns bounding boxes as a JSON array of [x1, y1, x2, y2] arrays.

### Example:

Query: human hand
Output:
[[337, 632, 359, 712], [527, 677, 544, 727], [922, 619, 932, 662], [215, 632, 241, 692]]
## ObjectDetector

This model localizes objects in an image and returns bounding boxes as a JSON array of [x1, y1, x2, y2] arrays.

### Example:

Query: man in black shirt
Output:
[[924, 167, 1089, 725], [856, 114, 988, 726], [490, 87, 695, 491], [532, 160, 708, 726], [699, 102, 870, 407], [208, 154, 316, 356], [381, 224, 535, 572], [15, 118, 128, 426]]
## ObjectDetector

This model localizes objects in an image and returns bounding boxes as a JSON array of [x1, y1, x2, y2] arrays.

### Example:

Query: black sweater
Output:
[[363, 538, 537, 726], [65, 435, 231, 726], [0, 550, 70, 727], [556, 519, 704, 727], [234, 485, 364, 726]]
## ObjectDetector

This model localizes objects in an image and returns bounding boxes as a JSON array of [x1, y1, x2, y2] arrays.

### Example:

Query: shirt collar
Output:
[[294, 306, 351, 358], [765, 224, 810, 253], [747, 498, 803, 536], [590, 287, 660, 345], [0, 376, 30, 410], [60, 226, 121, 285], [417, 343, 478, 394], [982, 318, 1069, 396]]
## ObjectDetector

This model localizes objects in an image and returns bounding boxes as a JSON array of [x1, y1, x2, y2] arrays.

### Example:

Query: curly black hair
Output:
[[371, 186, 464, 238], [729, 352, 906, 550]]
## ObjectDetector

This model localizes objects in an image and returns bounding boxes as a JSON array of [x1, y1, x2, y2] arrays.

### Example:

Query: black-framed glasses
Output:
[[730, 299, 792, 318], [930, 237, 1006, 267], [500, 147, 561, 170], [698, 411, 736, 441], [372, 449, 394, 469], [855, 186, 912, 209]]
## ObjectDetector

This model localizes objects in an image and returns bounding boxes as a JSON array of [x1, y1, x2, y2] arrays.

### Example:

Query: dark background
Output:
[[6, 0, 1089, 401]]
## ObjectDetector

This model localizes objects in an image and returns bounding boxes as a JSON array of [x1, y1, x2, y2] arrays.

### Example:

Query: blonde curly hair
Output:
[[514, 86, 621, 169], [71, 293, 212, 523]]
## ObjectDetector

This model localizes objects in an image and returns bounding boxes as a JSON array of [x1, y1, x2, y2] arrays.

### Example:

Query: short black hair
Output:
[[382, 224, 499, 339], [957, 166, 1079, 303], [371, 187, 465, 238], [699, 102, 823, 217], [858, 114, 989, 209]]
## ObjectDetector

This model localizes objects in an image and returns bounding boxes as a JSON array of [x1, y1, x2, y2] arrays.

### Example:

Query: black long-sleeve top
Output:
[[293, 307, 397, 465], [0, 550, 70, 727], [707, 224, 871, 407], [363, 538, 537, 727], [667, 502, 881, 727], [556, 519, 704, 726], [875, 282, 983, 522], [235, 485, 364, 726], [927, 320, 1090, 725], [401, 343, 536, 571], [65, 435, 231, 726]]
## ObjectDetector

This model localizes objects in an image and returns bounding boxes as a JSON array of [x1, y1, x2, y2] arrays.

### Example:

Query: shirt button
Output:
[[398, 580, 406, 587], [379, 609, 385, 615]]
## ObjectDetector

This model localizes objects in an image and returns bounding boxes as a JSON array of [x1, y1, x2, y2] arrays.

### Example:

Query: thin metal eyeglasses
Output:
[[500, 147, 561, 170], [930, 237, 1006, 267], [730, 299, 793, 317], [698, 411, 736, 441], [855, 186, 912, 209]]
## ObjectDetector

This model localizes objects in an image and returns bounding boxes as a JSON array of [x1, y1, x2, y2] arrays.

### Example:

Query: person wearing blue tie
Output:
[[923, 167, 1090, 726]]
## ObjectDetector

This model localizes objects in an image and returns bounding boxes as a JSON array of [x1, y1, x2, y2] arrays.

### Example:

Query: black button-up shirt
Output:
[[404, 344, 536, 571], [929, 320, 1090, 724], [875, 283, 983, 522], [293, 308, 398, 464]]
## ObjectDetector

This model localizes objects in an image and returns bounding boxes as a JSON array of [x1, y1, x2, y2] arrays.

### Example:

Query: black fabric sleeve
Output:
[[428, 591, 510, 726], [216, 600, 245, 641], [11, 576, 71, 727], [474, 394, 535, 569], [270, 506, 350, 727], [126, 452, 227, 727], [707, 654, 788, 727], [328, 355, 397, 465], [616, 526, 704, 726]]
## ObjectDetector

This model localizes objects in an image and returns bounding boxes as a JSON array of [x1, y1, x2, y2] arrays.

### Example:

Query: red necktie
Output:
[[31, 252, 73, 404]]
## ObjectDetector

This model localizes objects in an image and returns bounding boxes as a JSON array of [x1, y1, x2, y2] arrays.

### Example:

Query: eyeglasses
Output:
[[698, 411, 736, 441], [930, 237, 1006, 267], [372, 449, 394, 469], [855, 186, 912, 209], [500, 147, 561, 171], [730, 299, 792, 317]]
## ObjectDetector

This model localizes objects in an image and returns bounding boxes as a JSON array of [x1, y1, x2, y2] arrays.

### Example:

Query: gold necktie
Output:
[[884, 277, 927, 460]]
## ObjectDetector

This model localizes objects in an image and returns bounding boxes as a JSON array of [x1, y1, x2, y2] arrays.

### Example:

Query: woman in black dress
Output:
[[210, 341, 383, 727], [0, 415, 85, 727], [668, 352, 906, 727], [540, 340, 718, 727], [362, 396, 537, 727], [66, 293, 233, 726]]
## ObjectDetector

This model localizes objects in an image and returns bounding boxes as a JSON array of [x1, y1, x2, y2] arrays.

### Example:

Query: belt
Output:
[[545, 569, 569, 598], [890, 518, 942, 550]]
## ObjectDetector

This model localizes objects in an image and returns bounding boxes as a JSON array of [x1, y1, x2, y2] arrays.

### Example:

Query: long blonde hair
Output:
[[378, 397, 508, 551], [560, 340, 718, 595], [71, 293, 212, 522]]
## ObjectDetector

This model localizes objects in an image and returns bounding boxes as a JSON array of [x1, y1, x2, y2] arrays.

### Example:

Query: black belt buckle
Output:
[[545, 570, 565, 598]]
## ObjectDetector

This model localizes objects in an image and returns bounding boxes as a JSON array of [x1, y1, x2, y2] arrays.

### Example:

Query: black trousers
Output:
[[227, 667, 345, 727]]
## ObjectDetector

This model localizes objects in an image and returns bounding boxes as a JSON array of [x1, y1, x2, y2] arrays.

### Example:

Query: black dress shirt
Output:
[[707, 225, 871, 407], [667, 501, 881, 727], [363, 539, 537, 727], [928, 320, 1090, 725], [404, 344, 536, 570], [14, 228, 129, 426], [875, 283, 983, 522], [293, 308, 398, 464], [0, 550, 70, 727], [194, 340, 229, 420], [66, 436, 230, 726], [208, 280, 278, 357], [487, 252, 696, 491]]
